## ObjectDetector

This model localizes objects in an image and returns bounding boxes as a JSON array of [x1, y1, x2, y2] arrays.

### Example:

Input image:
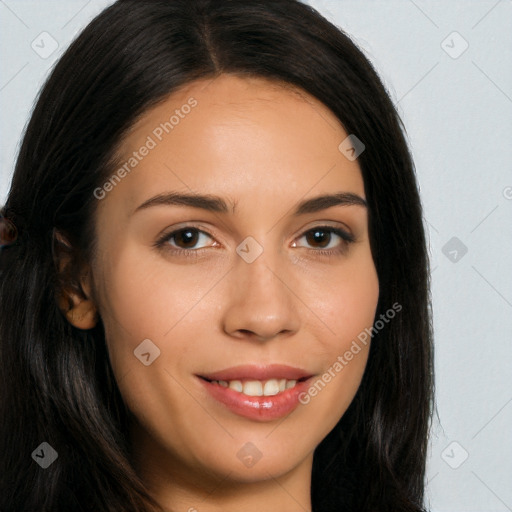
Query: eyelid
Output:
[[294, 221, 354, 240]]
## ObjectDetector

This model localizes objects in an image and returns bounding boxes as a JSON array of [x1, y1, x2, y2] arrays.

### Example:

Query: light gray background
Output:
[[1, 1, 511, 510]]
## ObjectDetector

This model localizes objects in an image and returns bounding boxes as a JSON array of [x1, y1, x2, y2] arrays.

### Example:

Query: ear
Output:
[[53, 230, 98, 330]]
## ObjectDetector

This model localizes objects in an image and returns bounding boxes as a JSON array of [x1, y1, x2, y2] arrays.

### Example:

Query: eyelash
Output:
[[154, 225, 355, 260]]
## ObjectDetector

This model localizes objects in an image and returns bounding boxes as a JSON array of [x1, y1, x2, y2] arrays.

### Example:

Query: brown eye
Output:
[[173, 229, 200, 248], [305, 229, 332, 248], [158, 227, 216, 251], [295, 226, 354, 252]]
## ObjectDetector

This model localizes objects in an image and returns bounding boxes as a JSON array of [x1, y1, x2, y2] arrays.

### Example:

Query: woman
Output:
[[0, 0, 434, 510]]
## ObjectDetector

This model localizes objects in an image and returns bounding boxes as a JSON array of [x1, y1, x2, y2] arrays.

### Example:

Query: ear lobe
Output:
[[53, 230, 98, 330], [58, 293, 98, 330]]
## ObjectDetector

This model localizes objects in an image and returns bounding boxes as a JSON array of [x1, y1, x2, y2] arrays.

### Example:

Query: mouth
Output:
[[198, 376, 310, 397], [196, 364, 315, 421]]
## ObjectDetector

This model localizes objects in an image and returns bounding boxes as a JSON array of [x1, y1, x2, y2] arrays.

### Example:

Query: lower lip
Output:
[[199, 377, 311, 421]]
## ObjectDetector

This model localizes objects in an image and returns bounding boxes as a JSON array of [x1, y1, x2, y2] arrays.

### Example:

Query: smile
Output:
[[206, 377, 305, 396], [197, 365, 314, 421]]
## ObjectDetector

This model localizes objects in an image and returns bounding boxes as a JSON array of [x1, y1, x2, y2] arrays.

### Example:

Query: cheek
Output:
[[93, 250, 219, 452], [96, 245, 220, 355], [296, 251, 379, 428], [305, 249, 379, 344]]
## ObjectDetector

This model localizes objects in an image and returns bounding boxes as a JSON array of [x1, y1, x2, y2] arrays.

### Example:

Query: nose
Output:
[[221, 250, 301, 342]]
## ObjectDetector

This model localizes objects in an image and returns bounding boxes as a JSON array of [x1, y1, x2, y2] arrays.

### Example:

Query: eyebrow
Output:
[[133, 191, 367, 216]]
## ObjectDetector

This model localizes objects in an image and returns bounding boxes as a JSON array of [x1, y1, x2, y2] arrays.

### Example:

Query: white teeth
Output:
[[228, 380, 243, 392], [286, 379, 297, 389], [263, 379, 280, 396], [213, 378, 301, 396], [243, 380, 263, 396]]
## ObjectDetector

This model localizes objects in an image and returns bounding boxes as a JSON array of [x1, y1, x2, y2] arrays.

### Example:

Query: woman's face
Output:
[[90, 74, 379, 490]]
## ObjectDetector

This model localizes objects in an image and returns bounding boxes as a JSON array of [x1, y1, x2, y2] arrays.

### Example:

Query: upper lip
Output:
[[199, 364, 314, 382]]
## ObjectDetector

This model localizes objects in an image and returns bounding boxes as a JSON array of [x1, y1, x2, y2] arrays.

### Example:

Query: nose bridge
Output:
[[221, 239, 300, 340]]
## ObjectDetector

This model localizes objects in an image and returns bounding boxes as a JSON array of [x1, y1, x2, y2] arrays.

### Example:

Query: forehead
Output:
[[102, 74, 364, 215]]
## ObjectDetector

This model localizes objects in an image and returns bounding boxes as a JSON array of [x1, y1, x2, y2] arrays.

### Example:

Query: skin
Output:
[[62, 74, 379, 512]]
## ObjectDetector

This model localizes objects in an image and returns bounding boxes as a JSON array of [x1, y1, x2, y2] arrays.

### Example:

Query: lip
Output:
[[199, 364, 313, 382], [197, 364, 315, 422]]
